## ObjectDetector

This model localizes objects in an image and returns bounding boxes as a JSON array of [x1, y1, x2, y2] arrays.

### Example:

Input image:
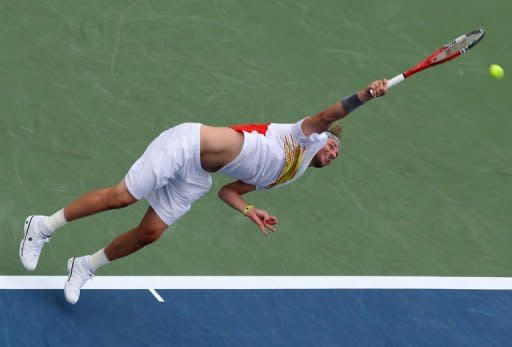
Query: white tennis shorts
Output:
[[125, 123, 212, 225]]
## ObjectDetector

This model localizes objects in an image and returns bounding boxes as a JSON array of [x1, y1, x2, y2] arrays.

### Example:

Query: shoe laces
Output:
[[70, 260, 94, 288], [76, 273, 94, 288]]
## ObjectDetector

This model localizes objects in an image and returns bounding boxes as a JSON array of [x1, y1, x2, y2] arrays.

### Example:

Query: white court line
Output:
[[148, 288, 165, 302], [1, 276, 512, 290]]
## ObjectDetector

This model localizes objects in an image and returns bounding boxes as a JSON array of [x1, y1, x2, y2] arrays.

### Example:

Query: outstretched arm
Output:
[[218, 180, 278, 235], [301, 79, 388, 136]]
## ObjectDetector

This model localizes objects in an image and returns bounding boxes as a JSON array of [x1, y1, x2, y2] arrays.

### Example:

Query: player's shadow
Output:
[[46, 289, 76, 313]]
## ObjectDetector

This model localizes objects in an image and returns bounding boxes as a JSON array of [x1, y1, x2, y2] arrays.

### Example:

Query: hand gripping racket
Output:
[[370, 28, 485, 96]]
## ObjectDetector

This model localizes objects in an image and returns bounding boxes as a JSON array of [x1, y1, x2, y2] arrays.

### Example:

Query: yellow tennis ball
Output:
[[489, 64, 504, 79]]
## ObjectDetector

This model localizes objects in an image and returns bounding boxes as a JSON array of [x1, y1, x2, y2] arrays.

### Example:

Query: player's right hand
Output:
[[367, 79, 388, 98]]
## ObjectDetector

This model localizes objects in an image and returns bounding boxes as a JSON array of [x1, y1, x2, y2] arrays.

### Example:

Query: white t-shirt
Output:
[[218, 118, 328, 189]]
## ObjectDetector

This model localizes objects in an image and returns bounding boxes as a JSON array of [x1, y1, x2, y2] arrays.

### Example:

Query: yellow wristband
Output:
[[243, 205, 254, 215]]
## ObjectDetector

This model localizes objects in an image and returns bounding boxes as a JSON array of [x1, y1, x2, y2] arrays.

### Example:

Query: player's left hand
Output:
[[245, 207, 278, 235]]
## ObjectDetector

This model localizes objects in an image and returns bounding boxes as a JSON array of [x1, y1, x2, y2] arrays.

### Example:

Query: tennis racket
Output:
[[370, 28, 485, 96]]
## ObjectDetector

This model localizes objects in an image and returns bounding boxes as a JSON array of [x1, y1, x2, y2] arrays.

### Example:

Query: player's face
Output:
[[311, 138, 339, 168]]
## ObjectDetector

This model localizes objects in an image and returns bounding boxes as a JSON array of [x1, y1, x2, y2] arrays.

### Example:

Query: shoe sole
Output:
[[19, 216, 35, 271], [65, 257, 78, 305]]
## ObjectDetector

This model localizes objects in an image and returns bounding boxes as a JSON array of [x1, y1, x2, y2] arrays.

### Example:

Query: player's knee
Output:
[[136, 226, 164, 245], [107, 185, 137, 209], [116, 193, 136, 208]]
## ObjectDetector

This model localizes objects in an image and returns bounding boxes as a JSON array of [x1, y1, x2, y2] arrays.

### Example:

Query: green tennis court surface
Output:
[[2, 0, 512, 279]]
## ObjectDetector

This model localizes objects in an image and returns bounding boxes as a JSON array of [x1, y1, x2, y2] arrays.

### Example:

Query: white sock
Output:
[[88, 248, 111, 273], [45, 209, 67, 235]]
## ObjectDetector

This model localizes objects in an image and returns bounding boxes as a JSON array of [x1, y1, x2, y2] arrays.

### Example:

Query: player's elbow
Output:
[[217, 186, 229, 201]]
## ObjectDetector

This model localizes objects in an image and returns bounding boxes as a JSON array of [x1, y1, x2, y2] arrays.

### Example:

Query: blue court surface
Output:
[[2, 277, 512, 346]]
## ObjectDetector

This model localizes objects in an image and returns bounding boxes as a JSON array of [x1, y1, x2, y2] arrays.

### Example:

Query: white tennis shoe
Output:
[[19, 215, 51, 271], [64, 256, 94, 304]]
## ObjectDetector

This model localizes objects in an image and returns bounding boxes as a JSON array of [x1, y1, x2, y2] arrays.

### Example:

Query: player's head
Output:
[[310, 137, 339, 168], [310, 123, 342, 168]]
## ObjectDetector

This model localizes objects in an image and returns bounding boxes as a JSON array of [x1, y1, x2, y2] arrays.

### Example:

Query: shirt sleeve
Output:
[[291, 117, 328, 146]]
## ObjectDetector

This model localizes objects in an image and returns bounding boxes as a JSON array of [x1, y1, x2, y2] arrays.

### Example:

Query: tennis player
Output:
[[19, 79, 387, 304]]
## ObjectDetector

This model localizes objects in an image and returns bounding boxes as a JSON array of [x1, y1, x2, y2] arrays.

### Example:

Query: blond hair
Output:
[[326, 123, 343, 145]]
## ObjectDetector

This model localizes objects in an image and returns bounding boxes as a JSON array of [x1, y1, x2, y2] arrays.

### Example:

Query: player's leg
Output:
[[64, 206, 168, 304], [20, 180, 137, 271], [63, 179, 138, 221], [62, 123, 211, 304], [19, 125, 182, 272], [103, 205, 168, 261]]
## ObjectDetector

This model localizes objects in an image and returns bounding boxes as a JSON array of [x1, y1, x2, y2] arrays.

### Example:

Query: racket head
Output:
[[462, 28, 486, 50], [404, 28, 485, 77], [433, 28, 485, 61]]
